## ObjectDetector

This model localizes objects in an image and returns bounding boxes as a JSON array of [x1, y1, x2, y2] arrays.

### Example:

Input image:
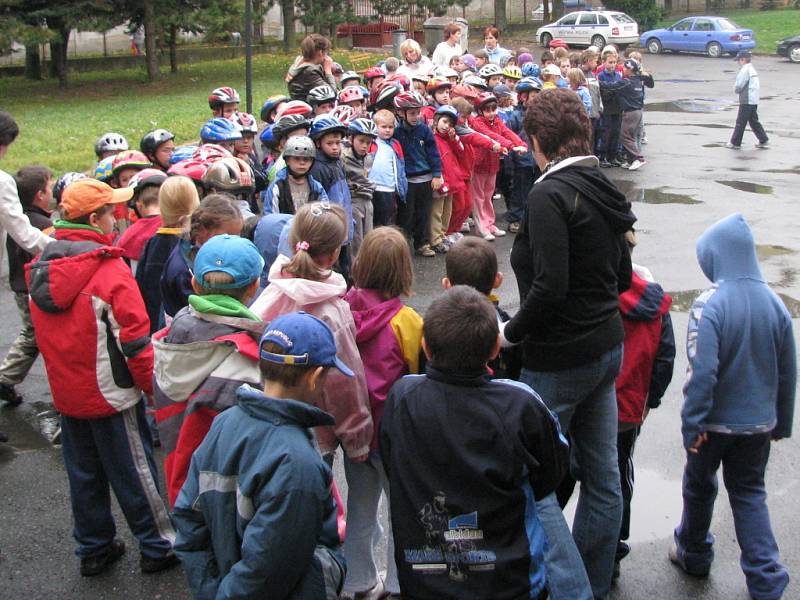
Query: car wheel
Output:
[[647, 38, 662, 54], [591, 34, 606, 48], [706, 41, 723, 58], [789, 43, 800, 63], [540, 32, 553, 47]]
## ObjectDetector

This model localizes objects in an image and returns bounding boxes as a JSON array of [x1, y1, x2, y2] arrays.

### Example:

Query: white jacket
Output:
[[0, 169, 52, 273], [734, 63, 759, 105]]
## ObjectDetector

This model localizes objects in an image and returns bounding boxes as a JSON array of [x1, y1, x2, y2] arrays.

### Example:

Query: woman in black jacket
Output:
[[503, 88, 636, 600]]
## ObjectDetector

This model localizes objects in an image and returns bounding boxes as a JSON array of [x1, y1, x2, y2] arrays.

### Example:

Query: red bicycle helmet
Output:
[[192, 143, 233, 164], [369, 81, 400, 111], [364, 67, 386, 82], [167, 159, 209, 183], [111, 150, 150, 176], [275, 100, 313, 119], [338, 86, 364, 105], [393, 91, 426, 110], [475, 92, 499, 110], [208, 86, 240, 109], [450, 83, 481, 103]]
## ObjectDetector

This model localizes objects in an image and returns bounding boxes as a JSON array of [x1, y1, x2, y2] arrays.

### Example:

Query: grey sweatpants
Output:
[[621, 110, 644, 162]]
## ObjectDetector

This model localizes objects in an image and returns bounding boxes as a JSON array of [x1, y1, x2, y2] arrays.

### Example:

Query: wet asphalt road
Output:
[[1, 52, 799, 599]]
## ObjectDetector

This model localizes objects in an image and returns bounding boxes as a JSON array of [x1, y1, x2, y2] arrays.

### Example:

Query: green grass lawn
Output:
[[657, 7, 800, 53], [0, 50, 364, 175]]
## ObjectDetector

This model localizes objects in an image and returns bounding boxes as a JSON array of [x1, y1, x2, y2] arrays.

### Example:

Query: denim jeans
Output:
[[522, 343, 623, 600], [674, 432, 788, 600], [342, 453, 398, 594]]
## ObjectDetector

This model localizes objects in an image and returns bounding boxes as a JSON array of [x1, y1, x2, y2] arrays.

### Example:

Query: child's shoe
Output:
[[628, 159, 645, 171], [432, 242, 450, 254], [80, 539, 126, 577], [600, 159, 613, 168], [415, 245, 436, 257], [0, 383, 22, 407], [755, 140, 769, 148], [508, 222, 520, 233], [668, 542, 711, 578], [725, 142, 741, 150], [491, 227, 506, 237], [482, 232, 496, 242], [140, 551, 180, 574]]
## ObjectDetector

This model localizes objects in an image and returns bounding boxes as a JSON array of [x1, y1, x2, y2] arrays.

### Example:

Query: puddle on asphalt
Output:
[[702, 142, 726, 148], [715, 180, 774, 194], [765, 166, 800, 174], [564, 468, 683, 543], [614, 180, 701, 205], [646, 98, 735, 113], [670, 290, 800, 317], [660, 78, 709, 84], [756, 244, 795, 260]]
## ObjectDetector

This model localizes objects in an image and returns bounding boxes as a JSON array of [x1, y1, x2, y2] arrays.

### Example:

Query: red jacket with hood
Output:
[[26, 225, 153, 419], [617, 270, 674, 424], [433, 130, 469, 195], [468, 114, 525, 175]]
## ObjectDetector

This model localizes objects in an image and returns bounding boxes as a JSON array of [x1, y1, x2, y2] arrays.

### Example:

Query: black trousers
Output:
[[396, 181, 432, 249], [371, 190, 397, 227], [730, 103, 768, 146]]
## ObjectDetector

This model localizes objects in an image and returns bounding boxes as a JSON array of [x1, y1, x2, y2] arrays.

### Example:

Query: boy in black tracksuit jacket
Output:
[[380, 286, 567, 600], [615, 59, 654, 167]]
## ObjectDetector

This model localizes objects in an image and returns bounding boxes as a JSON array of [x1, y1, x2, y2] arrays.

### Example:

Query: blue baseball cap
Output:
[[193, 234, 265, 290], [492, 84, 512, 98], [259, 312, 354, 377]]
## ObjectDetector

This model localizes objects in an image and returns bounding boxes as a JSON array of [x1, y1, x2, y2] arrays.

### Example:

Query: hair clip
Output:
[[295, 240, 310, 252]]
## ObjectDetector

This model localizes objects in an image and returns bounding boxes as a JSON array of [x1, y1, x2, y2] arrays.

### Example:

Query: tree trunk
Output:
[[143, 0, 159, 81], [169, 24, 179, 73], [24, 44, 41, 80], [48, 21, 70, 87], [281, 0, 295, 52], [553, 0, 564, 20], [494, 0, 508, 31]]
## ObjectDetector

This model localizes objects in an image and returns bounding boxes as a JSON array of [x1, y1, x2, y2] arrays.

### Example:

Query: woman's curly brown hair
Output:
[[523, 89, 592, 162]]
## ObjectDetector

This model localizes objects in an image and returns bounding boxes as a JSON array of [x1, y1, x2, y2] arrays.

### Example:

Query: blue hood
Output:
[[696, 213, 762, 283]]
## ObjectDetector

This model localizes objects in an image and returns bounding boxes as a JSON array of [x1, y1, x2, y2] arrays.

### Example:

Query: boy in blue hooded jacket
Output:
[[172, 312, 349, 599], [670, 213, 795, 600]]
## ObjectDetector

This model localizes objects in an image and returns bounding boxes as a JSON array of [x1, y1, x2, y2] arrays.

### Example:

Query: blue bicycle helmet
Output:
[[433, 105, 459, 122], [170, 145, 198, 164], [260, 94, 288, 122], [93, 156, 116, 182], [309, 115, 347, 140], [358, 85, 370, 98], [199, 117, 242, 143], [516, 76, 543, 93], [259, 124, 277, 150], [521, 62, 541, 78], [347, 118, 378, 138]]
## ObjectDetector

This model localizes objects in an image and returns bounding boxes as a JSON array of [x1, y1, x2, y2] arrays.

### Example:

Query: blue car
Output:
[[640, 16, 756, 58]]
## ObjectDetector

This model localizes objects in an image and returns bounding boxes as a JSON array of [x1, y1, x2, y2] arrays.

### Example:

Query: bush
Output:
[[606, 0, 665, 31]]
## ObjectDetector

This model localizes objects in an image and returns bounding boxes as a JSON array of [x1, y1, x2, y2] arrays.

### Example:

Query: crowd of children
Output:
[[0, 22, 794, 600]]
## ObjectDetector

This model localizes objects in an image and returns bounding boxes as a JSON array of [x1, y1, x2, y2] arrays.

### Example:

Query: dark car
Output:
[[777, 34, 800, 63]]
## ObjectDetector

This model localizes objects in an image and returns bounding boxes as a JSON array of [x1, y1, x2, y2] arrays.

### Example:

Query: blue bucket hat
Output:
[[193, 234, 265, 290], [259, 312, 354, 377]]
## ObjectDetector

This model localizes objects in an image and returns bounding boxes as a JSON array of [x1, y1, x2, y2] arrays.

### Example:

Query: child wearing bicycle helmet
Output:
[[115, 169, 166, 273], [140, 129, 176, 171], [342, 118, 378, 256], [307, 84, 337, 116], [309, 116, 355, 279], [200, 118, 242, 154], [94, 132, 129, 160], [208, 87, 240, 118], [232, 112, 268, 196], [392, 91, 442, 258], [337, 87, 366, 120], [260, 95, 288, 125], [262, 136, 328, 215]]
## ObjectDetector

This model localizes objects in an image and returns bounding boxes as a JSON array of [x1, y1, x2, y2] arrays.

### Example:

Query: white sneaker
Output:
[[482, 232, 496, 242], [641, 136, 648, 145], [725, 142, 741, 150], [628, 159, 645, 171], [755, 140, 769, 148], [492, 228, 507, 237], [460, 221, 471, 233], [492, 193, 503, 201]]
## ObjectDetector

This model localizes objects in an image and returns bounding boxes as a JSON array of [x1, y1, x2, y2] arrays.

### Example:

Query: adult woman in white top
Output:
[[431, 23, 463, 68], [396, 39, 434, 78]]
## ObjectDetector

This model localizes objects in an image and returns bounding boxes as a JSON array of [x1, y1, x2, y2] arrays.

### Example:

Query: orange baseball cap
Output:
[[60, 179, 134, 219]]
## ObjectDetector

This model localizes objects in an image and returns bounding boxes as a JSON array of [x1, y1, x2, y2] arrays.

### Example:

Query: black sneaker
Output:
[[0, 383, 23, 407], [0, 430, 8, 443], [140, 551, 180, 574], [80, 539, 126, 577], [600, 160, 613, 168]]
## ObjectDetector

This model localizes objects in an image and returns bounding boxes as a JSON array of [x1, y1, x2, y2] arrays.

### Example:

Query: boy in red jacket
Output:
[[430, 105, 469, 253], [27, 179, 177, 577], [468, 92, 527, 240]]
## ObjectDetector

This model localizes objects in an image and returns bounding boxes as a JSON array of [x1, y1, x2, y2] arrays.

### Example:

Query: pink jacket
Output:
[[344, 287, 423, 449], [250, 255, 373, 459]]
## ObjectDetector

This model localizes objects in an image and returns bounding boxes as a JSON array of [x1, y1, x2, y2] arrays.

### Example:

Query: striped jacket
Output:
[[153, 299, 262, 505], [27, 224, 153, 419]]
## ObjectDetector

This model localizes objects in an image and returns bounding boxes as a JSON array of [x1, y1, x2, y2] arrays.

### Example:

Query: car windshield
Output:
[[610, 13, 635, 24], [716, 18, 738, 31]]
